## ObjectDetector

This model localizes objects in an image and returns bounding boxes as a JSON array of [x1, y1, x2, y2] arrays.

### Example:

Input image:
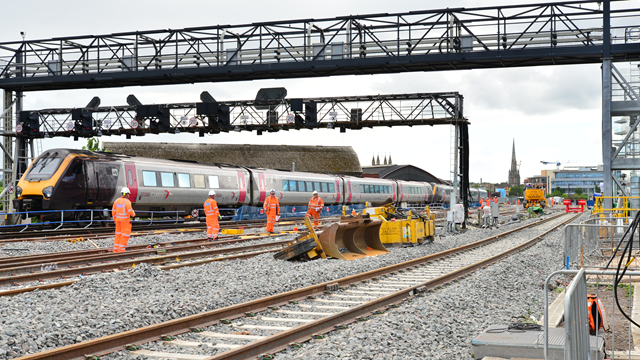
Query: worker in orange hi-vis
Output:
[[204, 190, 221, 241], [494, 197, 498, 204], [263, 189, 280, 234], [479, 198, 484, 208], [306, 190, 324, 229], [112, 187, 136, 253]]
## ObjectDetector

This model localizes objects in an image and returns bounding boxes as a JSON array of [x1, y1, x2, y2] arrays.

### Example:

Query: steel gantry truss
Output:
[[0, 1, 638, 91], [16, 92, 463, 138], [10, 92, 471, 223]]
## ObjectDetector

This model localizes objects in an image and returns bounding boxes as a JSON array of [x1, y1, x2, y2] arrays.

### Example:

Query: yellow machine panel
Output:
[[367, 204, 436, 247], [524, 189, 546, 208]]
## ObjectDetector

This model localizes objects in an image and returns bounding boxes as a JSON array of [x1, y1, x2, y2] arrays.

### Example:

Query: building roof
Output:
[[103, 142, 363, 176], [361, 164, 444, 184]]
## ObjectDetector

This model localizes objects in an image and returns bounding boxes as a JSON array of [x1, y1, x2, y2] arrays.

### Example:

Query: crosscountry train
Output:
[[13, 149, 488, 219]]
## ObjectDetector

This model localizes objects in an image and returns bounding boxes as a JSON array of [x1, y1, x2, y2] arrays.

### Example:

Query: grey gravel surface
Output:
[[0, 209, 570, 359]]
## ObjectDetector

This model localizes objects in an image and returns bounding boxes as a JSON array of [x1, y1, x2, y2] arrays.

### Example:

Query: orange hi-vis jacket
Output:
[[308, 196, 324, 212], [204, 198, 220, 218], [263, 195, 280, 215], [113, 197, 135, 221]]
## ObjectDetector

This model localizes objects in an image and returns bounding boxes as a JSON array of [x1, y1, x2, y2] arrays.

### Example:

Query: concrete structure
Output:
[[103, 142, 363, 176], [550, 168, 603, 195], [508, 140, 520, 187]]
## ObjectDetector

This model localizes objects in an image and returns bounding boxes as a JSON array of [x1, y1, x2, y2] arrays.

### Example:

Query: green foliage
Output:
[[574, 188, 584, 195], [549, 187, 564, 197], [595, 184, 601, 193], [82, 138, 106, 152], [509, 185, 524, 197]]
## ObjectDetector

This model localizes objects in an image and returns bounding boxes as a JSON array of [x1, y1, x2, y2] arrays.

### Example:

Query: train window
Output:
[[177, 173, 191, 188], [305, 181, 313, 192], [127, 170, 133, 186], [142, 171, 157, 187], [24, 152, 63, 181], [329, 183, 335, 192], [322, 183, 329, 192], [194, 175, 205, 188], [289, 180, 297, 191], [314, 182, 321, 192], [375, 185, 381, 193], [161, 172, 174, 187], [297, 181, 306, 192], [208, 175, 220, 188], [360, 185, 364, 193], [282, 180, 289, 191]]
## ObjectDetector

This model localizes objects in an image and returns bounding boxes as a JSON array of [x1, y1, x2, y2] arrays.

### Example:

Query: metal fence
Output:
[[0, 209, 185, 231], [564, 215, 638, 269], [544, 269, 640, 360], [563, 268, 590, 359]]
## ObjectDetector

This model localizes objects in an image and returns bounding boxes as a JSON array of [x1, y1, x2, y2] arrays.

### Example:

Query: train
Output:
[[13, 149, 488, 220]]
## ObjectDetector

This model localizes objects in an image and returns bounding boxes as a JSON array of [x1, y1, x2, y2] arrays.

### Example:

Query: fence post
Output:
[[19, 212, 30, 232], [84, 210, 94, 228], [55, 210, 64, 230], [149, 211, 154, 226]]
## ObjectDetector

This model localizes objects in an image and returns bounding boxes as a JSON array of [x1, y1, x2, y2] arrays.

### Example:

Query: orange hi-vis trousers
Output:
[[206, 216, 220, 239], [113, 219, 132, 252]]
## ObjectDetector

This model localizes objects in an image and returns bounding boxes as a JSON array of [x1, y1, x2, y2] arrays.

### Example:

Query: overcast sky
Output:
[[2, 0, 638, 184]]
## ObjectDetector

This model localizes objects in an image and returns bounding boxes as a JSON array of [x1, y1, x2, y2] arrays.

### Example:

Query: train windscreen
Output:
[[24, 152, 63, 181]]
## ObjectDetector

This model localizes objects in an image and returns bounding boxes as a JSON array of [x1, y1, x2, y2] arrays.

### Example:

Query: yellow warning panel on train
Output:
[[221, 229, 245, 235]]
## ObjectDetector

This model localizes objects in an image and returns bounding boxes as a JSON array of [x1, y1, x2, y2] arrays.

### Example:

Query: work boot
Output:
[[207, 237, 213, 242], [213, 237, 218, 241]]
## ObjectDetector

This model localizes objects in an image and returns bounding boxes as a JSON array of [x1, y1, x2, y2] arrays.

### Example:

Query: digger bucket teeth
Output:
[[317, 216, 389, 260]]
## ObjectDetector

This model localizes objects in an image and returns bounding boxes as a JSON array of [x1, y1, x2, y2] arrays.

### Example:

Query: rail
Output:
[[11, 212, 574, 359]]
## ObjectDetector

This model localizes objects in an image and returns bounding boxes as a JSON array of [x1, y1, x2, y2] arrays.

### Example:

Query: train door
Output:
[[124, 163, 138, 203], [346, 179, 352, 203], [335, 179, 341, 202], [237, 171, 247, 204], [258, 173, 266, 203]]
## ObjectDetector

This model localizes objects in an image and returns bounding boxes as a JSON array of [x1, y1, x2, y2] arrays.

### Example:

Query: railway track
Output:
[[13, 211, 577, 360], [0, 233, 295, 296]]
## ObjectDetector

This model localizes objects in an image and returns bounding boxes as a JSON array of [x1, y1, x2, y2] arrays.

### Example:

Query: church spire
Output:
[[372, 154, 375, 166], [376, 153, 380, 165], [383, 153, 388, 165], [388, 153, 392, 165], [508, 139, 520, 186]]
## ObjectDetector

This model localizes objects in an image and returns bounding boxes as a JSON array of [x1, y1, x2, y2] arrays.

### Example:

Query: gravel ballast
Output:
[[0, 209, 573, 359]]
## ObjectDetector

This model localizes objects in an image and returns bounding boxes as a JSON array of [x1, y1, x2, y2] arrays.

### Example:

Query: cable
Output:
[[612, 209, 640, 329]]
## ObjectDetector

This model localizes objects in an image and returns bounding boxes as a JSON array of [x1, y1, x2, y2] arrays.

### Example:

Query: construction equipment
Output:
[[274, 203, 436, 261], [274, 215, 388, 261], [524, 187, 546, 209], [364, 203, 436, 247]]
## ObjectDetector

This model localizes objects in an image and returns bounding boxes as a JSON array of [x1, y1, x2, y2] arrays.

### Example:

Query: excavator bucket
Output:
[[317, 215, 389, 260]]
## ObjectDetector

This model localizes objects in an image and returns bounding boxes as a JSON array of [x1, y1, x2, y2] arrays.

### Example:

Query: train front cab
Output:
[[14, 150, 77, 213]]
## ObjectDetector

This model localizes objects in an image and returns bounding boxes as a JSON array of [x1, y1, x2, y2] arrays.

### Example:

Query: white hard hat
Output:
[[312, 190, 318, 195], [121, 187, 131, 194], [208, 190, 216, 196], [270, 189, 276, 193]]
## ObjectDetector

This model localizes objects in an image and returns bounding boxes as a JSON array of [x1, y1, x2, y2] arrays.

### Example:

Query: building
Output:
[[549, 167, 603, 195], [524, 176, 548, 191], [361, 164, 444, 183], [508, 140, 520, 186]]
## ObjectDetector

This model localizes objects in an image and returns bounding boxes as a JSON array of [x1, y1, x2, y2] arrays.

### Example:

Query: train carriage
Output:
[[343, 176, 396, 205], [250, 169, 343, 206]]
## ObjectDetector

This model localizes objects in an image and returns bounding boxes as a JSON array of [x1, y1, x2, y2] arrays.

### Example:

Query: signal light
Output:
[[305, 102, 317, 127], [18, 111, 39, 135], [71, 109, 93, 135]]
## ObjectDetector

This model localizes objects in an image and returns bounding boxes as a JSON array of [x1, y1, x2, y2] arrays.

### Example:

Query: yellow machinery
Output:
[[524, 188, 546, 208], [364, 204, 436, 247], [274, 203, 436, 261]]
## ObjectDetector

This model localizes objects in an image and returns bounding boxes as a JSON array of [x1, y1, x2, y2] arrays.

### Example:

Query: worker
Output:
[[263, 189, 280, 234], [479, 198, 484, 208], [112, 187, 136, 253], [306, 190, 324, 229], [204, 190, 221, 241], [494, 197, 498, 204]]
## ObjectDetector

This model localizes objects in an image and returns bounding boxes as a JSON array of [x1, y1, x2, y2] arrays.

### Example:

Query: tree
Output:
[[82, 138, 106, 152], [595, 184, 601, 193], [509, 185, 524, 197], [574, 188, 584, 196]]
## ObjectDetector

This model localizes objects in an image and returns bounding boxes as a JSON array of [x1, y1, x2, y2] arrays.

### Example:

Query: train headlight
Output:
[[42, 186, 53, 199], [16, 186, 22, 198]]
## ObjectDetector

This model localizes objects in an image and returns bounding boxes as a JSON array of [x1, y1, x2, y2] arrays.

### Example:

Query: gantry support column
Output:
[[2, 89, 13, 213], [602, 0, 613, 209]]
